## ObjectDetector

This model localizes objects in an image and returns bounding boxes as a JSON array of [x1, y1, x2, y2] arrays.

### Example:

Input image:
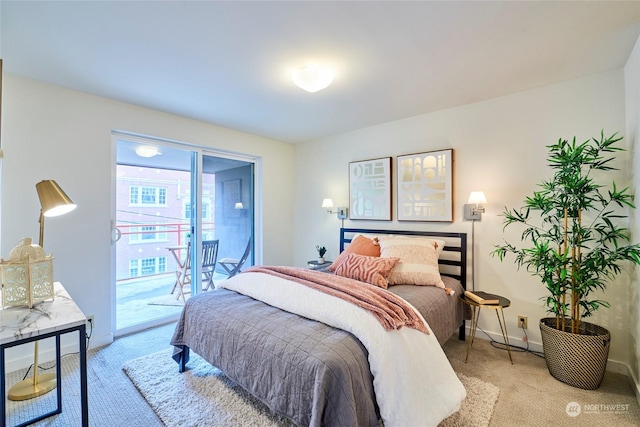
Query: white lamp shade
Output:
[[292, 65, 333, 93], [468, 191, 487, 205], [44, 204, 77, 217], [321, 198, 334, 208]]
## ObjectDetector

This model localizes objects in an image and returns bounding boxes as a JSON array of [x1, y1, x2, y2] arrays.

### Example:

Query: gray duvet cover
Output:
[[171, 274, 464, 427]]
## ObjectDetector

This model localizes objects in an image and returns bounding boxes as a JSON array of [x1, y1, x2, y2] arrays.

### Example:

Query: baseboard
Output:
[[87, 332, 115, 351], [466, 324, 544, 354], [5, 332, 114, 373], [629, 364, 640, 408], [605, 359, 630, 375], [467, 325, 633, 375], [4, 342, 77, 373]]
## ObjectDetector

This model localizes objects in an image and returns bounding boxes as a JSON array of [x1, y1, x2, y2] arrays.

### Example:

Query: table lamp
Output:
[[8, 180, 76, 401]]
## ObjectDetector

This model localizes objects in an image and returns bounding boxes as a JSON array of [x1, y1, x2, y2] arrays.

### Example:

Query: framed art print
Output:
[[397, 149, 453, 221], [349, 157, 392, 220]]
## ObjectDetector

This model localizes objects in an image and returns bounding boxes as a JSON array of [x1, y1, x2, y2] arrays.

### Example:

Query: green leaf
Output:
[[493, 130, 637, 322]]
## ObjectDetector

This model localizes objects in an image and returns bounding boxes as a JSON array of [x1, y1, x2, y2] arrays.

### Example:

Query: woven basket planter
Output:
[[539, 317, 610, 390]]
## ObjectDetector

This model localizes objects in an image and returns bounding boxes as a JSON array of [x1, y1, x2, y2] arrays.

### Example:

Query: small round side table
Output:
[[460, 292, 513, 364], [307, 260, 332, 269]]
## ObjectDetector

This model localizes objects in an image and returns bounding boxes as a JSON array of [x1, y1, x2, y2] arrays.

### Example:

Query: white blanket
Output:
[[221, 271, 466, 427]]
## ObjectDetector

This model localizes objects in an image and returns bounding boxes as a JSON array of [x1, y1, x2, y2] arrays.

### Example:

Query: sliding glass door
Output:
[[113, 138, 194, 333], [113, 135, 256, 335], [203, 153, 254, 274]]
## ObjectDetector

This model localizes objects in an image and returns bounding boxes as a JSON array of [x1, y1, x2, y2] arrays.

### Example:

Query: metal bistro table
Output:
[[460, 292, 514, 364], [0, 282, 88, 427]]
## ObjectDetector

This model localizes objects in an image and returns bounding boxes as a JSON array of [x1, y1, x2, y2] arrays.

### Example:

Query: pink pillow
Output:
[[329, 235, 381, 272], [333, 253, 400, 289]]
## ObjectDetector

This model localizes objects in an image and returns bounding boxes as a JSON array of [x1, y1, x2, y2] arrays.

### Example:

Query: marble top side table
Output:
[[0, 282, 88, 427]]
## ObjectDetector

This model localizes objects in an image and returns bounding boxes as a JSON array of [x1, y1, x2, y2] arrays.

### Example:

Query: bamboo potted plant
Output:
[[492, 131, 640, 389]]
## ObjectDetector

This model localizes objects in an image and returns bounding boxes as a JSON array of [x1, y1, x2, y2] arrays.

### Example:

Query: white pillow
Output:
[[371, 234, 446, 255], [379, 236, 445, 288]]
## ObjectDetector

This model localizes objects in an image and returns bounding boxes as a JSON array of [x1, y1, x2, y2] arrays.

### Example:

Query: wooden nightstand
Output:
[[460, 292, 513, 364]]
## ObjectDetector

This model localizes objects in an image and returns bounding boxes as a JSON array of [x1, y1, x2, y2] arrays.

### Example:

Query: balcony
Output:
[[115, 221, 227, 332], [114, 160, 254, 333], [116, 271, 229, 331]]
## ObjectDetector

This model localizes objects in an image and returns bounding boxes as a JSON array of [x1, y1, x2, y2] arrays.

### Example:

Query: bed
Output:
[[171, 228, 468, 427]]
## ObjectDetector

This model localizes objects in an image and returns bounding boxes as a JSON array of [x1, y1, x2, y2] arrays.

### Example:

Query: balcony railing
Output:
[[115, 221, 214, 282]]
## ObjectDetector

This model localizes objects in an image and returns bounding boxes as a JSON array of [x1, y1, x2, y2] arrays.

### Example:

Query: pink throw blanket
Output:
[[244, 266, 430, 335]]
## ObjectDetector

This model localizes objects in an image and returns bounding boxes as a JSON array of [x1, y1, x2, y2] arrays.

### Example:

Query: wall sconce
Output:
[[463, 191, 487, 292], [463, 191, 487, 220], [322, 198, 347, 219], [234, 202, 244, 210]]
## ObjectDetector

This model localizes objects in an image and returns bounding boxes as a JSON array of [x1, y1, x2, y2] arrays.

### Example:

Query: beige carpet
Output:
[[6, 323, 638, 426], [123, 348, 500, 427], [442, 337, 640, 427], [4, 327, 170, 427]]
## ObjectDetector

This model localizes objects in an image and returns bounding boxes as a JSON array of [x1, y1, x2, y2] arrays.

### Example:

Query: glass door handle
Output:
[[111, 220, 121, 242]]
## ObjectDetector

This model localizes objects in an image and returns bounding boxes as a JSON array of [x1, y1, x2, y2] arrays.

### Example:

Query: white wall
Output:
[[294, 69, 632, 368], [1, 74, 294, 364], [625, 34, 640, 399]]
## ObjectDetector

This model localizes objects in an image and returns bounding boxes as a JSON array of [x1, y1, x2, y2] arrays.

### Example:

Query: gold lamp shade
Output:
[[36, 180, 76, 217]]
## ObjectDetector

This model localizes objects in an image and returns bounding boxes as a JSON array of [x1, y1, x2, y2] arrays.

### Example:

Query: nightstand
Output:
[[1, 282, 88, 426], [460, 292, 513, 364], [307, 260, 332, 269]]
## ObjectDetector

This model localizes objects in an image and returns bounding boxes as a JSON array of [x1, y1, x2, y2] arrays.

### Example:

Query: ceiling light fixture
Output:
[[135, 145, 161, 158], [292, 65, 333, 93]]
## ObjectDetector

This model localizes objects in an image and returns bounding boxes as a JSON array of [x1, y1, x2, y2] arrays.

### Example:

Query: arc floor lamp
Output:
[[8, 180, 77, 401]]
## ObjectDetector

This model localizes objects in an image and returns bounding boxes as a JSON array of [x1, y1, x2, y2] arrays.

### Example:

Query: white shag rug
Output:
[[123, 348, 499, 427]]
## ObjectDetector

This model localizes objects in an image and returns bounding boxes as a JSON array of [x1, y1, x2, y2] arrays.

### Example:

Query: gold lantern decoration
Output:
[[0, 237, 54, 308]]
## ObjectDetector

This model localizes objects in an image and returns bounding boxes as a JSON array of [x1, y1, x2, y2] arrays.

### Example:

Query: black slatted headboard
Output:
[[340, 227, 468, 340], [339, 228, 468, 291]]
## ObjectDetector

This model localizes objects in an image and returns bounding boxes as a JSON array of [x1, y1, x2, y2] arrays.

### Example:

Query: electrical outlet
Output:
[[86, 315, 94, 330], [517, 315, 528, 329]]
